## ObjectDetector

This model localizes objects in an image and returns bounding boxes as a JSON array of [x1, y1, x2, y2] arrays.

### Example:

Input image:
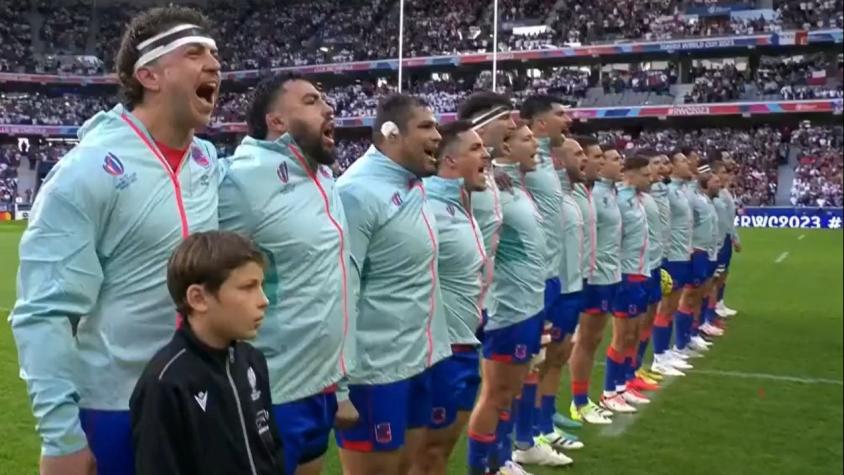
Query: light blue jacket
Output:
[[9, 104, 220, 456], [688, 182, 720, 259], [715, 188, 741, 244], [471, 169, 503, 310], [523, 138, 564, 281], [666, 178, 693, 262], [617, 184, 650, 277], [650, 182, 672, 262], [642, 191, 664, 271], [572, 183, 597, 280], [558, 171, 584, 294], [588, 179, 622, 285], [218, 134, 354, 404], [487, 163, 546, 330], [425, 176, 486, 346], [337, 146, 451, 384]]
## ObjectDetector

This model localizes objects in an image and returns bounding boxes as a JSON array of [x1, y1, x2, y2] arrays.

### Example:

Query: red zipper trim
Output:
[[120, 114, 189, 239], [288, 144, 350, 376], [416, 182, 438, 367]]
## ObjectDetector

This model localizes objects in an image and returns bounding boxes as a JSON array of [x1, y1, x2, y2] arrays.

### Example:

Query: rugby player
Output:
[[651, 152, 697, 376], [567, 136, 615, 424], [218, 74, 356, 475], [676, 164, 722, 358], [627, 153, 671, 391], [713, 157, 742, 319], [607, 155, 653, 407], [334, 94, 451, 475], [10, 7, 222, 474], [514, 96, 582, 462], [409, 120, 489, 475], [467, 121, 566, 475]]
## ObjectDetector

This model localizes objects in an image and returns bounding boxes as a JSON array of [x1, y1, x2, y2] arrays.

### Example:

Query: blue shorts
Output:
[[544, 277, 563, 318], [690, 250, 714, 288], [583, 283, 620, 315], [663, 260, 691, 290], [647, 267, 663, 305], [273, 391, 338, 472], [336, 370, 432, 452], [429, 347, 481, 429], [611, 274, 650, 318], [79, 409, 134, 475], [718, 235, 733, 271], [548, 291, 583, 341], [482, 312, 543, 363]]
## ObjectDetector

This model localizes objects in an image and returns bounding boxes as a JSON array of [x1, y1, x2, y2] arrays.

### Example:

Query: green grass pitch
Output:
[[1, 222, 841, 474]]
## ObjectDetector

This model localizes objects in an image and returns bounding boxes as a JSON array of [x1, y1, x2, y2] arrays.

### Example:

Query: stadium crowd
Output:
[[2, 0, 843, 75], [597, 126, 785, 206], [0, 144, 21, 206], [789, 124, 844, 207], [685, 64, 748, 104]]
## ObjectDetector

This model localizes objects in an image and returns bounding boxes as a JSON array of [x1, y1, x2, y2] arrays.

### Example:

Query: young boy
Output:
[[130, 231, 284, 475]]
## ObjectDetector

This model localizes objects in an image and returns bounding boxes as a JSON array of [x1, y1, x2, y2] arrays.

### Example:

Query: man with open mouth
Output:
[[334, 94, 450, 475], [10, 6, 222, 475], [219, 74, 357, 475]]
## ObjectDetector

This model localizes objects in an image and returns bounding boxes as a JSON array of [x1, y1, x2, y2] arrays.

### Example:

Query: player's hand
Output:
[[494, 169, 513, 191], [334, 399, 360, 430], [41, 447, 97, 475], [733, 241, 742, 253]]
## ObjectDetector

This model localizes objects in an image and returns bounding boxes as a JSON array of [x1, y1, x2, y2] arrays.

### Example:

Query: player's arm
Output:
[[130, 378, 189, 475], [217, 156, 259, 235], [728, 203, 742, 252], [9, 152, 107, 463]]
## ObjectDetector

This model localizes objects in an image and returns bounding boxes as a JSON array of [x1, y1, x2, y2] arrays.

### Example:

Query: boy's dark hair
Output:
[[116, 6, 213, 108], [246, 74, 308, 139], [572, 135, 599, 150], [436, 120, 475, 160], [519, 94, 565, 123], [167, 231, 266, 317], [623, 155, 651, 171], [373, 94, 428, 142], [457, 92, 513, 121]]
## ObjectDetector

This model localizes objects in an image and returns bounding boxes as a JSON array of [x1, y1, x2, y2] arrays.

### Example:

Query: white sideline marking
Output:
[[774, 251, 789, 264], [692, 369, 843, 386], [797, 234, 806, 241], [598, 378, 677, 438]]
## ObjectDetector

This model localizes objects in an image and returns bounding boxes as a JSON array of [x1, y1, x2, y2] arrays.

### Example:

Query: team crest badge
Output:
[[514, 344, 528, 360], [446, 204, 456, 217], [432, 407, 447, 425], [277, 162, 289, 184], [375, 423, 393, 444], [391, 191, 403, 207]]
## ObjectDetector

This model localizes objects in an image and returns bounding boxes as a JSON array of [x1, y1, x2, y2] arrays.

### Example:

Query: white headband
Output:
[[470, 106, 512, 131], [134, 24, 217, 71]]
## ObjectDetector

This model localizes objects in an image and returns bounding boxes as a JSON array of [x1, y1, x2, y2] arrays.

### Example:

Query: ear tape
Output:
[[380, 121, 399, 138]]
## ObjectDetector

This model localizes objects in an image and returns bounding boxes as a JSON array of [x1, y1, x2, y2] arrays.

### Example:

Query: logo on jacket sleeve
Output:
[[191, 145, 210, 168], [248, 367, 261, 401], [391, 191, 403, 207], [375, 423, 393, 444], [102, 153, 125, 176], [446, 204, 456, 217]]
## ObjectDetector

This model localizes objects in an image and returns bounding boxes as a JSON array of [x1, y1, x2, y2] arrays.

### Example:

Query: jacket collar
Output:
[[493, 161, 527, 193], [177, 325, 235, 367], [364, 145, 423, 185], [425, 175, 468, 210], [238, 133, 313, 172]]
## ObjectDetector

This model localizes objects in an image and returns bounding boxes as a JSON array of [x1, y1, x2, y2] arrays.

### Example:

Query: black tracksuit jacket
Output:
[[130, 327, 285, 475]]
